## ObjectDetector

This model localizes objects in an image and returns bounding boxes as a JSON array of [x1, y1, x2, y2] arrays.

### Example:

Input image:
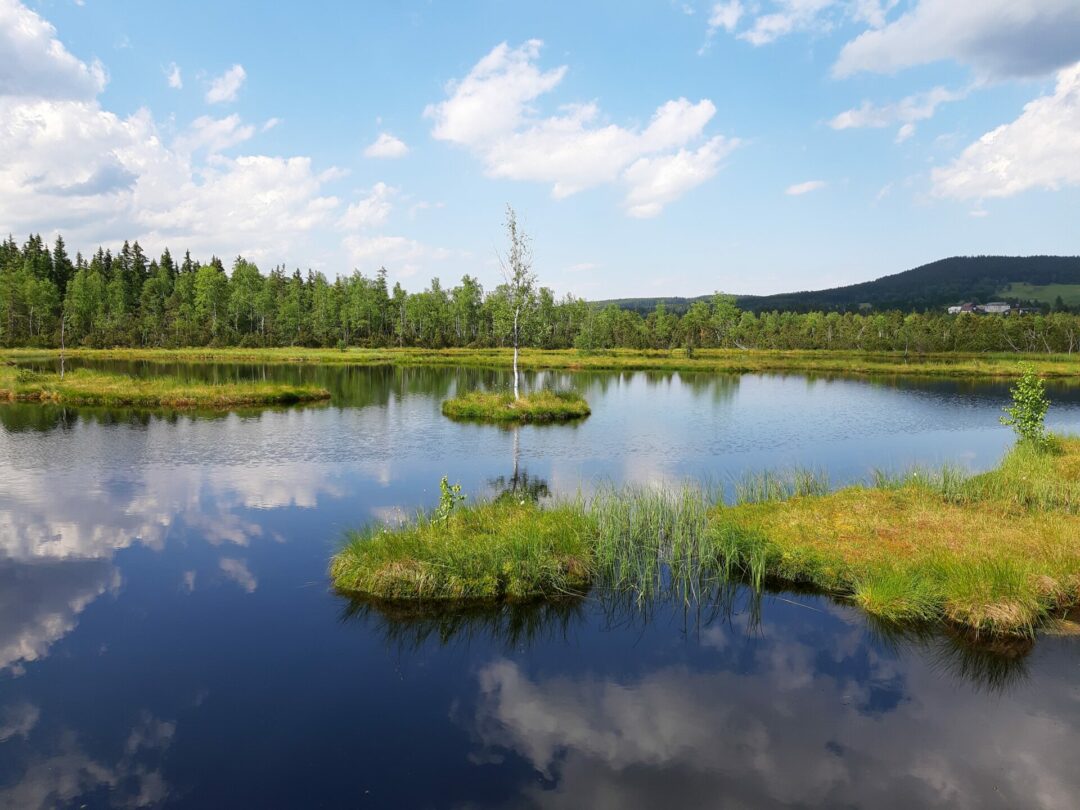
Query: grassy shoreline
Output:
[[0, 366, 330, 409], [331, 437, 1080, 638], [4, 346, 1080, 378], [442, 389, 590, 423]]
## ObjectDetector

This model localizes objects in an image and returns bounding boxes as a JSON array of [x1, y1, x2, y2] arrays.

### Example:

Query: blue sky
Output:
[[2, 0, 1080, 297]]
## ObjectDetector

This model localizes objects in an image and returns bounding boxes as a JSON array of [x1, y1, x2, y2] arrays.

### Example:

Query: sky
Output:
[[2, 0, 1079, 298]]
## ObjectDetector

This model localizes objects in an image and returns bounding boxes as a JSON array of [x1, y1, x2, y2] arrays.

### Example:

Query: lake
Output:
[[2, 363, 1080, 808]]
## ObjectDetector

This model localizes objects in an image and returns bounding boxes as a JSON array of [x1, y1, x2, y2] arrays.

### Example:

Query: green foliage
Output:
[[6, 231, 1080, 354], [1001, 364, 1050, 446], [433, 476, 466, 526]]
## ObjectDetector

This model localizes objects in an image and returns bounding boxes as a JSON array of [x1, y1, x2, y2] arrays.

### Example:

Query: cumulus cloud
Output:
[[931, 62, 1080, 199], [165, 62, 182, 89], [174, 114, 256, 154], [785, 179, 827, 195], [205, 63, 246, 104], [364, 132, 409, 159], [338, 182, 396, 229], [0, 3, 343, 264], [830, 86, 965, 142], [425, 40, 734, 216], [622, 136, 738, 218], [0, 0, 106, 99], [834, 0, 1080, 80]]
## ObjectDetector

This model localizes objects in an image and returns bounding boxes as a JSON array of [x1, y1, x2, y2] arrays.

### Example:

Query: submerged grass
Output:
[[332, 436, 1080, 638], [441, 389, 590, 423], [0, 366, 330, 409], [5, 346, 1080, 378]]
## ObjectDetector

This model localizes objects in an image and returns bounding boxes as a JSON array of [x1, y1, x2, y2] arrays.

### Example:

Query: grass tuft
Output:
[[441, 389, 590, 423]]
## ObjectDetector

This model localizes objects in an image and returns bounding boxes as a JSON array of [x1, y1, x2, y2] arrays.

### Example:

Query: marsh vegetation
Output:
[[441, 389, 590, 423], [0, 365, 330, 408], [334, 372, 1078, 637]]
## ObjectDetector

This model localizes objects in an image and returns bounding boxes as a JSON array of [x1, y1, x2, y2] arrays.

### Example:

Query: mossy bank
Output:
[[332, 436, 1080, 638], [0, 366, 330, 409]]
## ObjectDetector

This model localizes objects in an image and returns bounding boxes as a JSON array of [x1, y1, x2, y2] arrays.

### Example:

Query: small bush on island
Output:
[[332, 435, 1080, 638], [0, 366, 330, 409], [1001, 364, 1050, 448], [441, 389, 590, 423]]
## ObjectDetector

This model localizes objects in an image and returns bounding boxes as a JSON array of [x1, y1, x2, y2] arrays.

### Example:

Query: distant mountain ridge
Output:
[[598, 256, 1080, 314]]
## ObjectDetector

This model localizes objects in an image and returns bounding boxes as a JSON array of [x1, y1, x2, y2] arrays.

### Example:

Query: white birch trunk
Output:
[[512, 308, 521, 400]]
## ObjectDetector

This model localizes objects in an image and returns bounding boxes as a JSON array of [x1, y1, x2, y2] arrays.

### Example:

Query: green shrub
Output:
[[1001, 364, 1050, 447]]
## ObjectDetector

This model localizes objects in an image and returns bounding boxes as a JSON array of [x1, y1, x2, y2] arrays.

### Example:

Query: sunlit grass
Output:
[[5, 346, 1080, 378], [0, 366, 330, 409], [332, 436, 1080, 637], [441, 389, 590, 423], [330, 501, 593, 601]]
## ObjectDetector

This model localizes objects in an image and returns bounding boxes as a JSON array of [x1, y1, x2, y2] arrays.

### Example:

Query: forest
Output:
[[4, 233, 1080, 354]]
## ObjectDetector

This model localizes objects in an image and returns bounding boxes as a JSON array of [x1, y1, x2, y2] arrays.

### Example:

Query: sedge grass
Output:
[[0, 366, 330, 409], [441, 389, 590, 423], [332, 436, 1080, 638]]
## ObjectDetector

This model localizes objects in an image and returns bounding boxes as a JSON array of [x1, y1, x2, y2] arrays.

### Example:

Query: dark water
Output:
[[2, 364, 1080, 808]]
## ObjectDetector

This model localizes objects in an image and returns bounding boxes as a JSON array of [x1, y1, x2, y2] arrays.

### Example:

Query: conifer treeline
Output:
[[2, 233, 1080, 354]]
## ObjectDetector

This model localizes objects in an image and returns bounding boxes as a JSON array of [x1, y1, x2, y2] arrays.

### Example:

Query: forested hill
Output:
[[601, 256, 1080, 314]]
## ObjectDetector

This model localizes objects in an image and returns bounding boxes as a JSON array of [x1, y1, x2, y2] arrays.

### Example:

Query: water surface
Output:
[[2, 364, 1079, 808]]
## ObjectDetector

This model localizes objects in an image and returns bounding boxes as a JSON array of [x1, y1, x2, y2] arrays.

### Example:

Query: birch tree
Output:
[[499, 205, 536, 400]]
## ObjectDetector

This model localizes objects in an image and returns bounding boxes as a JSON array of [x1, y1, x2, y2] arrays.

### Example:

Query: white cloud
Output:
[[834, 0, 1080, 80], [0, 6, 341, 266], [0, 0, 106, 99], [205, 63, 246, 104], [425, 41, 734, 216], [708, 1, 744, 34], [262, 117, 281, 132], [736, 0, 841, 46], [425, 39, 567, 144], [338, 182, 396, 230], [219, 557, 257, 593], [830, 86, 965, 142], [785, 179, 827, 195], [165, 62, 182, 90], [931, 62, 1080, 199], [364, 132, 409, 158], [174, 114, 255, 154], [623, 136, 739, 217], [0, 702, 39, 742]]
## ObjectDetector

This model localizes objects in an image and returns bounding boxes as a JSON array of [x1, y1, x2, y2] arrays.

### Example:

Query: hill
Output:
[[597, 256, 1080, 314]]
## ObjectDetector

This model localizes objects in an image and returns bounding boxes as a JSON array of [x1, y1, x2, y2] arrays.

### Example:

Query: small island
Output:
[[441, 389, 590, 423], [0, 366, 331, 409], [334, 370, 1080, 638]]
